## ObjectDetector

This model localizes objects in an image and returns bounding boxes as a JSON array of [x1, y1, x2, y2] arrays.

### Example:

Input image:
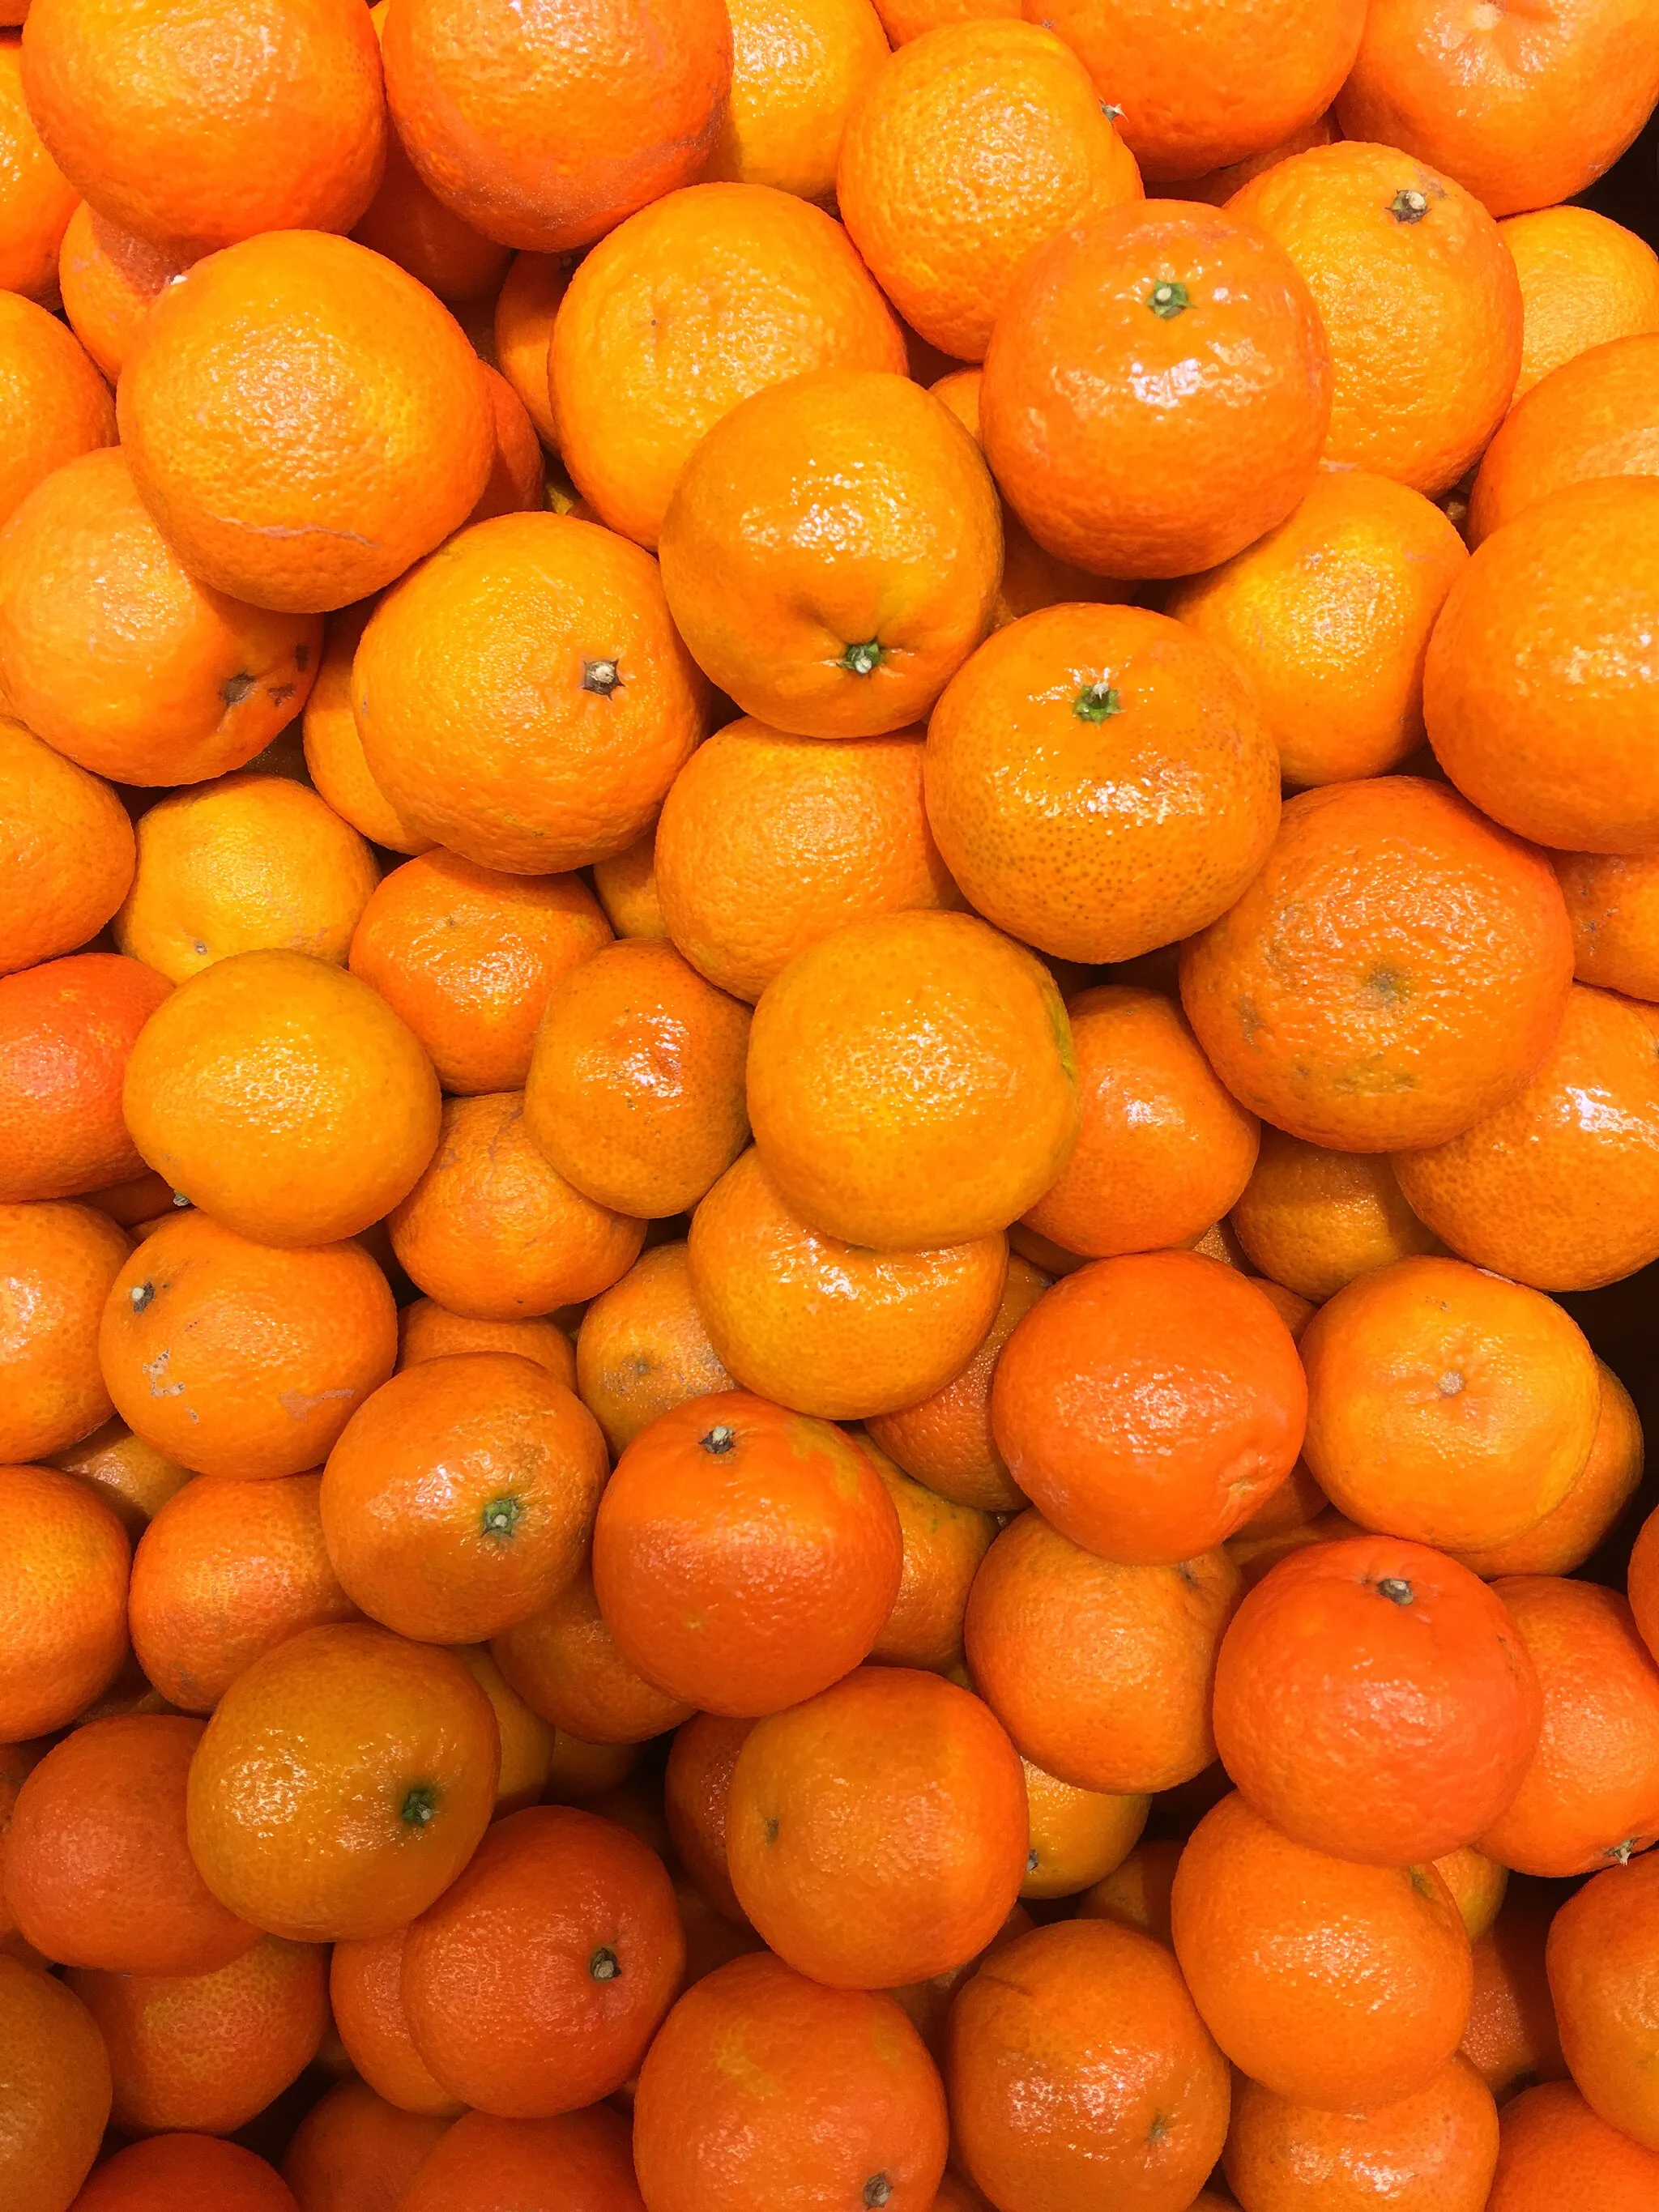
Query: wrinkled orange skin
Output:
[[864, 1441, 996, 1674], [0, 1956, 109, 2212], [395, 2108, 644, 2212], [0, 954, 170, 1204], [492, 1562, 694, 1745], [1486, 2081, 1659, 2212], [1171, 1792, 1473, 2112], [664, 1712, 753, 1925], [0, 1462, 129, 1740], [1501, 211, 1659, 404], [946, 1918, 1230, 2212], [0, 720, 134, 978], [1224, 2057, 1499, 2212], [399, 1301, 576, 1390], [280, 2078, 452, 2212], [1457, 1361, 1643, 1579], [1457, 1883, 1565, 2102], [1548, 1851, 1659, 2152], [77, 2133, 301, 2212], [1555, 847, 1659, 1004], [574, 1243, 732, 1458], [329, 1927, 463, 2118], [966, 1510, 1239, 1796], [56, 204, 182, 384], [1, 1202, 129, 1464], [0, 30, 74, 302], [301, 603, 432, 856], [1229, 1130, 1443, 1303]]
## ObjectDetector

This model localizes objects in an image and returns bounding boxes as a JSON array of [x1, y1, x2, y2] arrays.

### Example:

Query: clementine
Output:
[[492, 1561, 695, 1745], [55, 204, 182, 386], [0, 1956, 109, 2212], [280, 2078, 451, 2212], [0, 719, 134, 978], [1486, 2079, 1659, 2212], [573, 1242, 733, 1457], [395, 2107, 645, 2212], [0, 290, 113, 531], [300, 603, 432, 856], [1, 1200, 128, 1462], [705, 0, 889, 202], [1555, 846, 1659, 1004], [0, 1461, 129, 1740], [0, 953, 171, 1204], [1548, 1848, 1659, 2151], [329, 1926, 463, 2118], [1224, 2058, 1499, 2212]]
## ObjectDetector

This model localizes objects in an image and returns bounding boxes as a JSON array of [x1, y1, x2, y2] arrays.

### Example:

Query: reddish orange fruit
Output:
[[55, 204, 183, 386], [1456, 1361, 1644, 1580], [0, 291, 115, 532], [1224, 2058, 1499, 2212], [1470, 332, 1659, 545], [864, 1441, 996, 1674], [398, 1301, 577, 1391], [1458, 1881, 1564, 2101], [0, 30, 75, 304], [329, 1927, 463, 2119], [1555, 846, 1659, 1004], [75, 2133, 301, 2212], [394, 2108, 645, 2212], [0, 718, 134, 979], [279, 2078, 451, 2212], [1228, 1130, 1444, 1303], [0, 953, 171, 1204], [0, 1955, 109, 2212], [574, 1242, 732, 1457], [1546, 1849, 1659, 2153], [492, 1562, 695, 1746], [0, 1462, 130, 1740], [1486, 2080, 1659, 2212]]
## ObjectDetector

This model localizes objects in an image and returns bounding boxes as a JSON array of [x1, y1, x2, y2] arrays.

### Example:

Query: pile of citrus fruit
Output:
[[5, 0, 1659, 2206]]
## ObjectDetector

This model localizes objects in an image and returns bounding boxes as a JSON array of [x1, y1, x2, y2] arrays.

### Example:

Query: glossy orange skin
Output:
[[383, 0, 730, 254], [70, 1933, 326, 2134], [1489, 2080, 1659, 2211], [748, 909, 1076, 1250], [1229, 141, 1521, 496], [1213, 1535, 1541, 1867], [1337, 0, 1659, 219], [492, 1562, 695, 1745], [280, 2079, 451, 2212], [706, 0, 889, 202], [356, 512, 707, 873], [1393, 985, 1659, 1292], [633, 1951, 949, 2212], [992, 1251, 1305, 1566], [979, 201, 1331, 578], [1225, 2057, 1498, 2212], [728, 1667, 1025, 1988], [1180, 778, 1574, 1153], [574, 1242, 732, 1457], [0, 955, 170, 1204], [655, 719, 961, 1004], [492, 252, 564, 449], [1230, 1130, 1443, 1302], [20, 0, 384, 255], [689, 1149, 1008, 1421], [1299, 1257, 1601, 1553], [301, 603, 431, 855], [1019, 1760, 1148, 1902], [1032, 0, 1361, 181], [399, 1302, 575, 1388], [3, 1201, 130, 1462], [1548, 1850, 1659, 2151], [1168, 471, 1469, 788], [46, 1417, 191, 1539], [0, 30, 73, 302], [76, 2134, 300, 2212], [664, 1712, 753, 1924], [965, 1510, 1239, 1796], [330, 1927, 462, 2117], [5, 1715, 255, 1975], [1171, 1792, 1473, 2112], [1458, 1883, 1565, 2101], [350, 128, 510, 309], [836, 22, 1140, 361], [56, 205, 181, 384], [0, 1463, 129, 1739], [594, 1392, 902, 1715], [0, 1956, 109, 2212], [402, 1805, 683, 2116], [925, 603, 1279, 965], [1474, 336, 1659, 545], [186, 1622, 500, 1942], [321, 1353, 605, 1646], [1479, 1578, 1659, 1877], [1428, 478, 1659, 853], [524, 940, 752, 1217], [100, 1211, 396, 1481], [551, 181, 903, 549], [1457, 1362, 1644, 1579], [0, 720, 134, 978], [388, 1093, 644, 1320], [395, 2108, 643, 2212], [1502, 211, 1659, 403], [591, 829, 667, 941], [947, 1917, 1230, 2212], [865, 1442, 996, 1673], [0, 291, 114, 532], [1555, 847, 1659, 1003]]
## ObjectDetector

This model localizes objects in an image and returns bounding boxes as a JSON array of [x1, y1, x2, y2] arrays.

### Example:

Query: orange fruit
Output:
[[0, 1955, 109, 2212], [1628, 1498, 1659, 1665], [727, 1666, 1025, 1987], [387, 1093, 644, 1320], [129, 1473, 356, 1712], [56, 204, 184, 386], [394, 2107, 645, 2212], [1336, 0, 1659, 218], [1547, 1850, 1659, 2152], [1473, 334, 1659, 550], [349, 113, 510, 313], [1479, 1577, 1659, 1877], [0, 28, 74, 304], [1486, 2079, 1659, 2212], [1212, 1533, 1542, 1866], [633, 1952, 948, 2212], [594, 1393, 902, 1714], [69, 1932, 326, 2134], [924, 603, 1279, 965], [1502, 208, 1659, 403], [319, 1352, 605, 1645], [300, 603, 433, 857], [492, 1559, 695, 1745], [1431, 1846, 1510, 1946], [454, 1645, 557, 1816], [591, 830, 667, 943], [1456, 1361, 1644, 1580], [687, 1148, 1009, 1420], [550, 181, 903, 549], [965, 1510, 1240, 1795], [1555, 846, 1659, 1004], [0, 953, 171, 1204], [117, 231, 492, 614], [574, 1242, 733, 1457], [746, 909, 1076, 1249], [1228, 1130, 1443, 1303], [1, 1200, 129, 1463], [1018, 1760, 1148, 1902], [46, 1417, 191, 1539], [654, 719, 961, 1004], [864, 1254, 1043, 1512], [946, 1916, 1230, 2212], [463, 360, 544, 523], [1179, 777, 1573, 1153], [19, 0, 385, 254], [864, 1442, 996, 1673], [398, 1300, 576, 1391], [0, 290, 113, 532], [704, 0, 890, 202], [186, 1622, 500, 1941], [400, 1804, 683, 2116], [522, 940, 751, 1217], [279, 2078, 451, 2212], [1392, 984, 1659, 1293], [1076, 1836, 1182, 1947], [122, 948, 439, 1247], [872, 0, 1014, 37], [382, 0, 731, 254], [0, 718, 134, 978], [354, 511, 707, 873], [1299, 1256, 1601, 1552], [1171, 108, 1337, 205], [329, 1926, 463, 2118], [0, 1461, 129, 1739], [664, 1711, 753, 1924], [836, 22, 1141, 361], [1229, 140, 1521, 496], [992, 1251, 1306, 1566], [100, 1210, 395, 1480], [0, 450, 322, 787], [491, 251, 564, 450], [349, 853, 610, 1096], [1427, 476, 1659, 851], [76, 2134, 301, 2212], [1224, 2057, 1499, 2212], [1166, 471, 1469, 789], [1171, 1790, 1473, 2111], [979, 199, 1331, 578], [1458, 1882, 1565, 2101], [660, 369, 1000, 736], [1031, 0, 1363, 182]]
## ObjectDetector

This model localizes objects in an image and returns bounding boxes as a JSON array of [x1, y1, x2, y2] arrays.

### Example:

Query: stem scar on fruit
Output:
[[1389, 189, 1429, 224], [1075, 680, 1124, 722], [1147, 279, 1189, 318], [590, 1946, 620, 1980], [838, 640, 885, 676], [582, 658, 622, 694], [401, 1784, 438, 1827]]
